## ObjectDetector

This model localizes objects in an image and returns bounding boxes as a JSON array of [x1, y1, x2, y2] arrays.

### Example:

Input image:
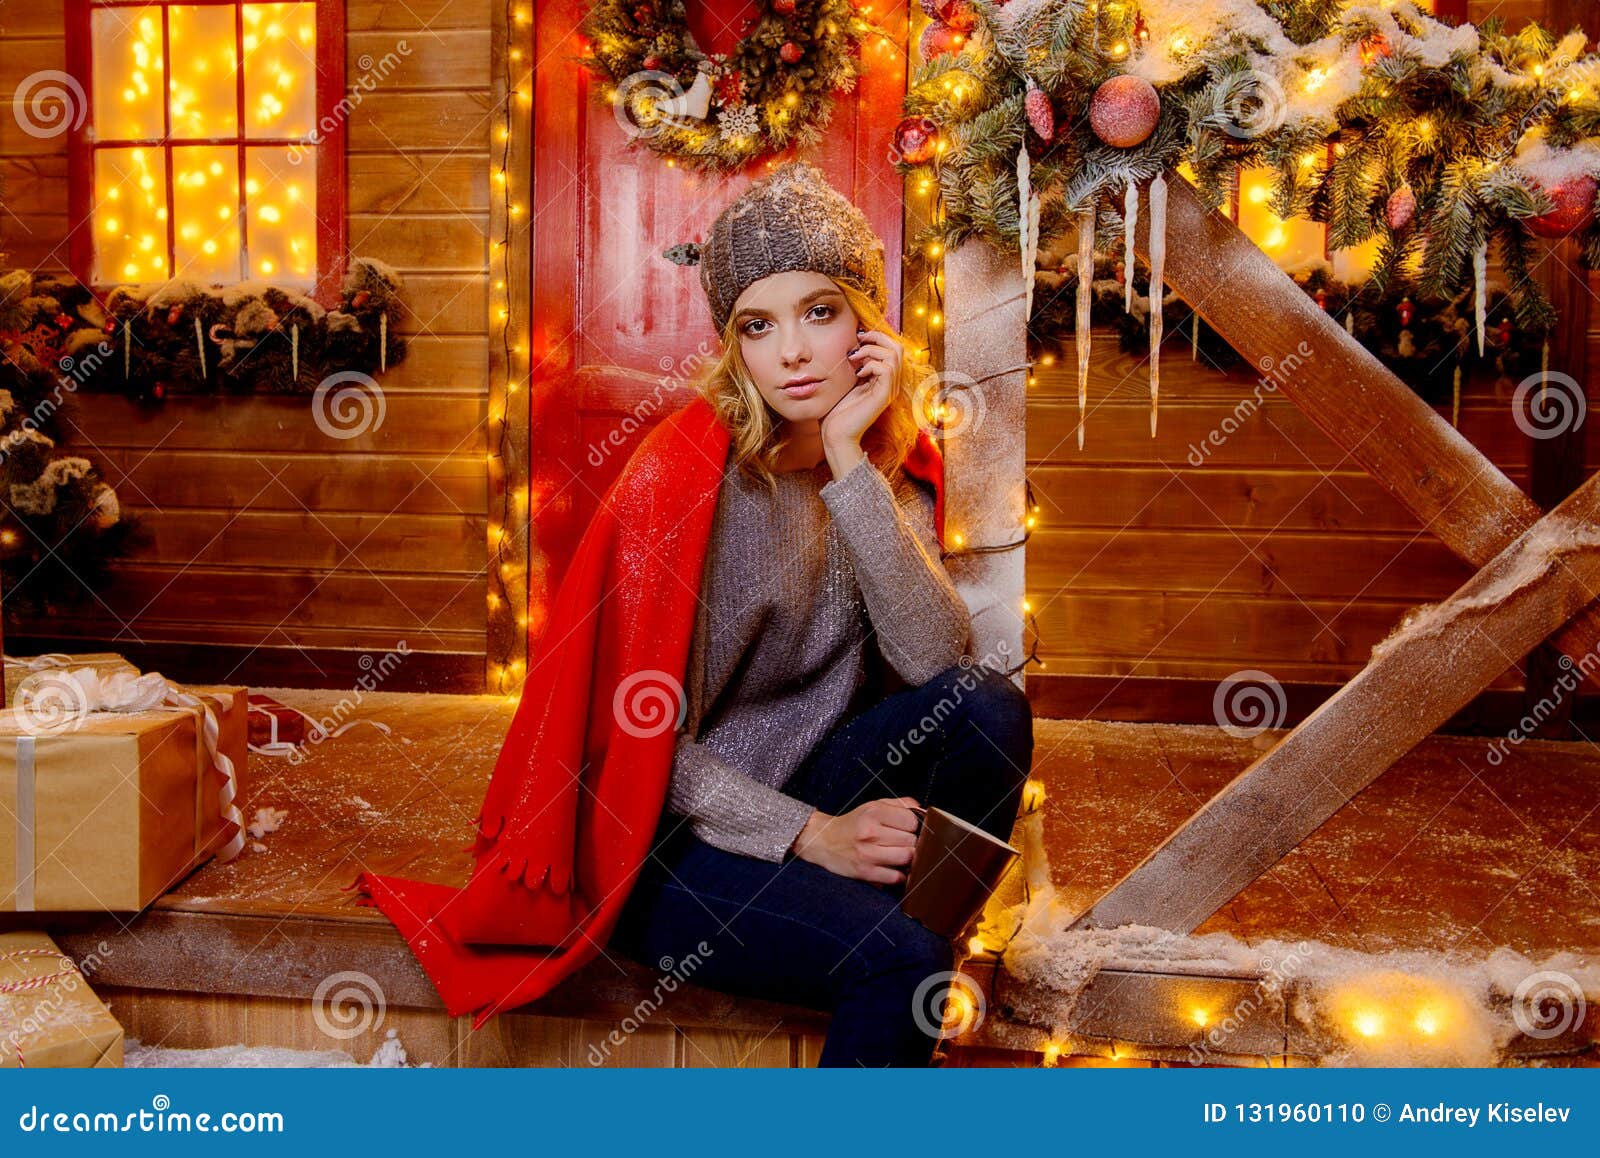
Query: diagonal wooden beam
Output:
[[1071, 468, 1600, 934], [1136, 175, 1600, 692]]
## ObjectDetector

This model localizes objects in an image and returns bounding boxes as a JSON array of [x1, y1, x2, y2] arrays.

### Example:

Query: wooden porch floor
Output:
[[7, 689, 1598, 1066]]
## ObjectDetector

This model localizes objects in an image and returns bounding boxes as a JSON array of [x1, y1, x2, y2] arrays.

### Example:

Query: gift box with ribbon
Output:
[[0, 669, 248, 913], [248, 692, 308, 754], [0, 930, 124, 1068], [3, 653, 140, 709]]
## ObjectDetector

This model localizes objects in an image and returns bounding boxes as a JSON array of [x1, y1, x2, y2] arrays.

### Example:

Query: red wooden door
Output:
[[527, 0, 910, 647]]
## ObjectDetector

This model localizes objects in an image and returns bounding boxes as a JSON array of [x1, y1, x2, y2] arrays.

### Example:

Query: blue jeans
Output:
[[609, 660, 1034, 1067]]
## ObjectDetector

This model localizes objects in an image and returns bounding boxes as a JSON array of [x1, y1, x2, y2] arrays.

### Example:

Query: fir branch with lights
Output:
[[0, 340, 144, 617], [575, 0, 886, 171], [1028, 252, 1547, 408], [896, 0, 1600, 444], [0, 260, 406, 403]]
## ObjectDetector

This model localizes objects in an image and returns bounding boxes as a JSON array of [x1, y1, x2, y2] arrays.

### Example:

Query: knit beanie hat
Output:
[[663, 160, 888, 334]]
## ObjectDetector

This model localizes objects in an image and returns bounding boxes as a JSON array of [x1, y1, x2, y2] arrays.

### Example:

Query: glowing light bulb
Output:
[[1352, 1010, 1384, 1037]]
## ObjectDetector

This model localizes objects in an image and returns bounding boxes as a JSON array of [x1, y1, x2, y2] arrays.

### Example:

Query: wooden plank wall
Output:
[[0, 0, 492, 683]]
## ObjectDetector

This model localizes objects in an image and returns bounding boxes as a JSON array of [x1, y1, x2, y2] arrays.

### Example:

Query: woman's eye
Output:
[[807, 305, 834, 322], [741, 319, 770, 337]]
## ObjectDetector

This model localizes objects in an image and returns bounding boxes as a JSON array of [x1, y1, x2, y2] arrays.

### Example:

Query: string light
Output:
[[485, 0, 534, 697]]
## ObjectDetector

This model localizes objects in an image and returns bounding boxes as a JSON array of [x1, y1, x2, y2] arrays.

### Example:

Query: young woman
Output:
[[609, 161, 1034, 1067]]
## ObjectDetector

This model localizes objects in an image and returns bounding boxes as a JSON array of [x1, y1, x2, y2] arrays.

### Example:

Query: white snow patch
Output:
[[246, 806, 289, 840], [124, 1028, 429, 1068]]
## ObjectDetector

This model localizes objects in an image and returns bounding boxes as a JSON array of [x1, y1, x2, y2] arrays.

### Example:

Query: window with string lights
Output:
[[65, 0, 347, 306]]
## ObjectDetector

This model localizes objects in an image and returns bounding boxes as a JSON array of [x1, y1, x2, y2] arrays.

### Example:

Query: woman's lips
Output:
[[781, 379, 822, 399]]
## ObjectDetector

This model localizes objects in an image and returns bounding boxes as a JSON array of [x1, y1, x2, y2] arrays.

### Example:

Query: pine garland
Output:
[[0, 260, 406, 402], [899, 0, 1600, 331], [1029, 253, 1546, 403]]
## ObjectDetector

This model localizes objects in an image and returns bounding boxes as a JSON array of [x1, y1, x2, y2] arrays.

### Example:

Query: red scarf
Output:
[[352, 395, 945, 1029]]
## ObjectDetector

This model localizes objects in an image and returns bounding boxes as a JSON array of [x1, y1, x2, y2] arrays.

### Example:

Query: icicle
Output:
[[379, 311, 388, 373], [1018, 146, 1032, 302], [1191, 312, 1199, 361], [1075, 207, 1095, 451], [123, 318, 130, 378], [194, 315, 206, 378], [1452, 365, 1462, 428], [1017, 147, 1042, 321], [292, 322, 300, 381], [1123, 180, 1137, 313], [1472, 240, 1487, 356], [1345, 311, 1355, 335], [1147, 172, 1168, 439]]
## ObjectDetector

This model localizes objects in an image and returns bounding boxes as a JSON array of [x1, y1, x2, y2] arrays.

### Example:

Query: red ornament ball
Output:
[[919, 20, 967, 60], [772, 0, 795, 13], [642, 53, 661, 70], [893, 116, 940, 165], [940, 1, 978, 32], [1089, 75, 1160, 148], [1358, 33, 1391, 66], [919, 0, 974, 26], [1385, 184, 1417, 232], [779, 40, 803, 64], [1525, 174, 1598, 239]]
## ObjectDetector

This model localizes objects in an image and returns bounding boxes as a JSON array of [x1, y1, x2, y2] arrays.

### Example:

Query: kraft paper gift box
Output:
[[4, 653, 139, 709], [0, 682, 247, 913], [0, 930, 124, 1068]]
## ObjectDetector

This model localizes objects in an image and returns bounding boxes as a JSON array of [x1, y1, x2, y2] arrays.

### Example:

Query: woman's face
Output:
[[730, 270, 861, 427]]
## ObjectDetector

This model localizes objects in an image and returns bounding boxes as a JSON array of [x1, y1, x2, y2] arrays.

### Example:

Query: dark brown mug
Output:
[[898, 804, 1021, 940]]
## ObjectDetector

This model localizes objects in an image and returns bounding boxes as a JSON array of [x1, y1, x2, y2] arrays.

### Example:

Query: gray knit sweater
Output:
[[666, 450, 972, 862]]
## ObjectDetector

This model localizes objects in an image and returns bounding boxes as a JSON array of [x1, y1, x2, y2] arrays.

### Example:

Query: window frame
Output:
[[65, 0, 347, 309]]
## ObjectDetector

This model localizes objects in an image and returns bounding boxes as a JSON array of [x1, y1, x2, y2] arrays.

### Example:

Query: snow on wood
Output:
[[1071, 483, 1600, 937]]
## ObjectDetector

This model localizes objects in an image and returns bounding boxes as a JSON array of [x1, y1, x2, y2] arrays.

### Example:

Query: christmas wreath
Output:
[[576, 0, 883, 171]]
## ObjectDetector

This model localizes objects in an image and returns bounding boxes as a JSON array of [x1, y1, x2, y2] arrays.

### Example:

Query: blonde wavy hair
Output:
[[695, 278, 927, 492]]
